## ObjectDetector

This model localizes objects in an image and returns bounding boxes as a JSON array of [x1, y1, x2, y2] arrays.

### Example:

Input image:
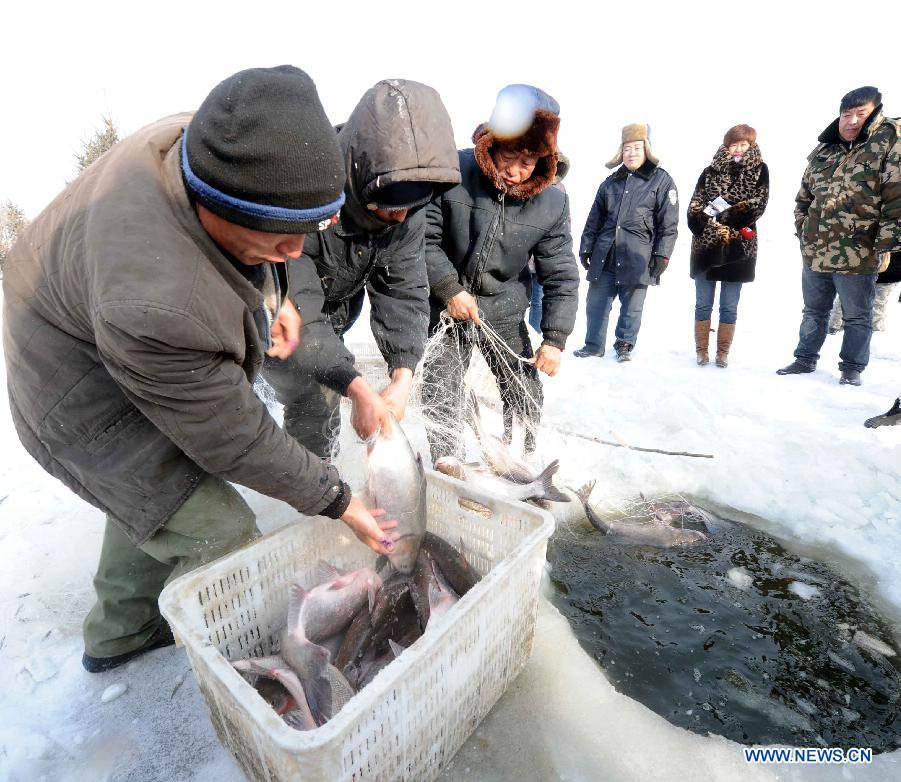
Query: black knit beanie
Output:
[[182, 65, 346, 234]]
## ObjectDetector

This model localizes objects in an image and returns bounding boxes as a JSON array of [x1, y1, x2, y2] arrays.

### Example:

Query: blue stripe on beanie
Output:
[[181, 127, 345, 224]]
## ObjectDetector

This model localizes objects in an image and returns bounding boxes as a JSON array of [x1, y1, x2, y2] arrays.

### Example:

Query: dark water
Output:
[[547, 508, 901, 750]]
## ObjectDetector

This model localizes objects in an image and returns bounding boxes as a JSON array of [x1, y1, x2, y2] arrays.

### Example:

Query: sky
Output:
[[3, 0, 899, 240]]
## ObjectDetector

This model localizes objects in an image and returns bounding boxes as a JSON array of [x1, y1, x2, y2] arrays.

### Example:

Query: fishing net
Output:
[[255, 309, 712, 527], [404, 312, 546, 467]]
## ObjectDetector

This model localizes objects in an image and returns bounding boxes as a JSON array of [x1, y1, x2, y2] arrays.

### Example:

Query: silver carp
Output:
[[367, 414, 428, 574], [426, 557, 459, 624], [574, 483, 708, 547], [280, 563, 380, 722], [466, 391, 569, 502], [434, 455, 567, 504], [231, 657, 317, 730]]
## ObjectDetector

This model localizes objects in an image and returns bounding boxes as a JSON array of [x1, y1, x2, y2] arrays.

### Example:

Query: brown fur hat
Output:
[[606, 123, 659, 169], [472, 108, 560, 200], [723, 124, 757, 147]]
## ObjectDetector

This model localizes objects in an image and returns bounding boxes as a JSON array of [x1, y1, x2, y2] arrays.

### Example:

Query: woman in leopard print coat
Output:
[[687, 124, 769, 367]]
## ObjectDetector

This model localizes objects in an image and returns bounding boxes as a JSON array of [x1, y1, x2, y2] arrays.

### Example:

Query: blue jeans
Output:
[[694, 278, 743, 324], [583, 268, 648, 353], [528, 272, 543, 333], [794, 266, 877, 372]]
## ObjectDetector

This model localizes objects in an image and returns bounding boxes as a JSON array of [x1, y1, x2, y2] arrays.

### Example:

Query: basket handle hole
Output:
[[457, 497, 493, 519]]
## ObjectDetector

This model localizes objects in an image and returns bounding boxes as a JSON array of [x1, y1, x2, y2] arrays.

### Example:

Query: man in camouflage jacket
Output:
[[778, 86, 900, 385]]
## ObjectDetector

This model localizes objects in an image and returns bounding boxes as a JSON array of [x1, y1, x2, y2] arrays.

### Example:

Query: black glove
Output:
[[649, 255, 669, 278], [580, 254, 591, 271]]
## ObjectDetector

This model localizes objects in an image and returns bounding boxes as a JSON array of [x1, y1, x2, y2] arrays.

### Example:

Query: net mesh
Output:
[[405, 313, 545, 466], [256, 313, 708, 532]]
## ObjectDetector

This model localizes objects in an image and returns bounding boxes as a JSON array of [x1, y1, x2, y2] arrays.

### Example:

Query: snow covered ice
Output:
[[788, 581, 822, 601], [2, 238, 898, 779], [728, 567, 755, 591]]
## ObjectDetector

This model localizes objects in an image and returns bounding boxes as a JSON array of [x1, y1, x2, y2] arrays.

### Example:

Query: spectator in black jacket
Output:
[[424, 84, 579, 458], [575, 124, 679, 361], [263, 80, 460, 457]]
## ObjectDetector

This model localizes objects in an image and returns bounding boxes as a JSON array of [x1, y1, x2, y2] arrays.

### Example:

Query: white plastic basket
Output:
[[159, 470, 554, 782]]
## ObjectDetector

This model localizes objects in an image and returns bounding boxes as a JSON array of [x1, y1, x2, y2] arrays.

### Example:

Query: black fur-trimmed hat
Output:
[[182, 65, 346, 234]]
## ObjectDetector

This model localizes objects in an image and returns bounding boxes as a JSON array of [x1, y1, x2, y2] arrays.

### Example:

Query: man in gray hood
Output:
[[264, 79, 461, 456]]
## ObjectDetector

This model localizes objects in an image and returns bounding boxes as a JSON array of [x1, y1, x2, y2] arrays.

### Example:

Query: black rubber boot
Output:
[[776, 360, 815, 375], [82, 623, 176, 673], [865, 398, 901, 428], [839, 369, 862, 386]]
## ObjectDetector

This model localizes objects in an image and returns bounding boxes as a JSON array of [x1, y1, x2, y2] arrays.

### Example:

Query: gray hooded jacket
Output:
[[286, 80, 461, 392]]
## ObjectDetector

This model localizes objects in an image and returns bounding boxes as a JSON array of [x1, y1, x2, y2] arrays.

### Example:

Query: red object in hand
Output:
[[740, 227, 755, 239]]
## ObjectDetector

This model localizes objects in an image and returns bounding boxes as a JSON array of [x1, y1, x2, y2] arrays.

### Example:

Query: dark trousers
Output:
[[423, 316, 542, 461], [263, 354, 342, 459], [794, 266, 877, 372], [583, 268, 648, 353], [83, 475, 258, 656]]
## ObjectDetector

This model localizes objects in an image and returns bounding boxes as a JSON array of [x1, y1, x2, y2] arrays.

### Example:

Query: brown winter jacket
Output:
[[2, 114, 346, 544]]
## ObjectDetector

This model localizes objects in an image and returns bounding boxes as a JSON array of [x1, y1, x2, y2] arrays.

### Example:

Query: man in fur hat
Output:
[[575, 124, 679, 361], [778, 85, 900, 386], [423, 84, 579, 459]]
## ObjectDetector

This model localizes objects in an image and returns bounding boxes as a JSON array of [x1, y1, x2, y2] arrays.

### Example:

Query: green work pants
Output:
[[83, 474, 259, 657]]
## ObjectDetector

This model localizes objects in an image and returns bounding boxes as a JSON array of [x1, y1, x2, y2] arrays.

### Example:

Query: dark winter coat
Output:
[[1, 114, 346, 544], [687, 145, 770, 283], [286, 80, 461, 392], [579, 160, 679, 286], [425, 143, 579, 348]]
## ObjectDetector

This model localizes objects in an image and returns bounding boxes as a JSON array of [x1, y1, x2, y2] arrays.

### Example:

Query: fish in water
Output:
[[435, 455, 568, 504], [367, 412, 428, 574], [547, 507, 901, 751], [573, 483, 708, 547]]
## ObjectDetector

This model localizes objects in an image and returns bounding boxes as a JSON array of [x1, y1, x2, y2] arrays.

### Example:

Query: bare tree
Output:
[[0, 200, 28, 275], [76, 115, 120, 173]]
